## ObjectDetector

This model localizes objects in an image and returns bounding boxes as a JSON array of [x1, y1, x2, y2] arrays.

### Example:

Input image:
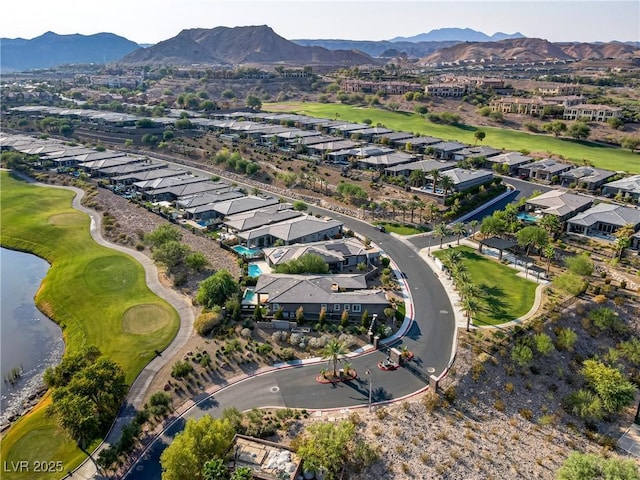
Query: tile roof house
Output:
[[567, 203, 640, 245], [430, 141, 468, 160], [326, 145, 394, 164], [453, 146, 501, 161], [212, 195, 280, 218], [262, 238, 380, 272], [392, 136, 442, 153], [518, 158, 574, 182], [223, 204, 302, 232], [559, 166, 617, 191], [110, 167, 187, 186], [486, 152, 534, 174], [355, 151, 416, 171], [602, 175, 640, 202], [253, 273, 388, 321], [384, 159, 456, 178], [524, 190, 593, 221], [236, 215, 344, 248], [440, 168, 494, 192]]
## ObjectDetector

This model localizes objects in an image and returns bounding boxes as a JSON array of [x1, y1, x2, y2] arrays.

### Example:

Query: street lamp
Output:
[[365, 369, 373, 412]]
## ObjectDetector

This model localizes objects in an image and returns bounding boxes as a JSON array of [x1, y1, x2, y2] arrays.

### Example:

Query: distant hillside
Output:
[[292, 39, 459, 58], [1, 32, 141, 72], [420, 37, 640, 64], [121, 25, 376, 66], [391, 27, 525, 43]]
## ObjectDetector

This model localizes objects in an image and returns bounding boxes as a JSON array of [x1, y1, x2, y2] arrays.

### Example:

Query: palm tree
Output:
[[428, 203, 440, 224], [415, 199, 426, 224], [543, 244, 555, 275], [434, 222, 451, 249], [342, 360, 353, 376], [452, 223, 467, 245], [390, 199, 401, 222], [439, 175, 455, 198], [538, 214, 561, 238], [378, 201, 389, 219], [460, 296, 481, 332], [322, 339, 346, 377], [469, 220, 479, 239], [409, 169, 425, 188], [398, 202, 409, 222], [459, 280, 482, 301], [408, 200, 420, 224], [429, 169, 441, 194]]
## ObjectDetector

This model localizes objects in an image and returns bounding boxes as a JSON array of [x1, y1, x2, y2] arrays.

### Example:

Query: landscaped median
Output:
[[0, 172, 180, 480], [433, 245, 538, 327]]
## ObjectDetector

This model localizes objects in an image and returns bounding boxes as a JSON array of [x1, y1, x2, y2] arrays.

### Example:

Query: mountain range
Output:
[[420, 37, 640, 64], [389, 27, 525, 43], [120, 25, 374, 66], [1, 32, 140, 72], [1, 26, 638, 72]]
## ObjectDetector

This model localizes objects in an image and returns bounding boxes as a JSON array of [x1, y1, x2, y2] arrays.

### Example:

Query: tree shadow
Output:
[[194, 394, 219, 411]]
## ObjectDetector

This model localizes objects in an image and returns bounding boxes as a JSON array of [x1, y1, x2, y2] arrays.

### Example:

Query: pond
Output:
[[1, 247, 64, 424]]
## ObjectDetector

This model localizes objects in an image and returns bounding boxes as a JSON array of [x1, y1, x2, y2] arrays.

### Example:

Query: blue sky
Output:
[[2, 0, 639, 44]]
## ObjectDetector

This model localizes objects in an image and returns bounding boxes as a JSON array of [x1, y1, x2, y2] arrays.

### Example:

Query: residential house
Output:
[[425, 83, 469, 97], [133, 175, 212, 200], [563, 104, 623, 122], [253, 273, 389, 320], [95, 160, 166, 179], [325, 145, 394, 164], [439, 168, 494, 192], [110, 167, 187, 186], [486, 152, 534, 175], [262, 238, 380, 272], [79, 155, 141, 176], [518, 158, 574, 182], [348, 127, 393, 142], [524, 190, 593, 222], [355, 152, 416, 171], [538, 84, 582, 96], [236, 215, 344, 248], [373, 131, 414, 145], [306, 140, 362, 158], [393, 136, 442, 153], [384, 159, 456, 178], [430, 141, 468, 160], [453, 146, 501, 162], [490, 97, 556, 116], [602, 175, 640, 202], [144, 180, 228, 203], [567, 203, 640, 244], [223, 204, 302, 233], [211, 195, 280, 219], [559, 166, 617, 191]]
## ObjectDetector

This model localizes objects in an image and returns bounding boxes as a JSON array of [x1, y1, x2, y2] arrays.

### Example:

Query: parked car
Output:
[[375, 225, 386, 232]]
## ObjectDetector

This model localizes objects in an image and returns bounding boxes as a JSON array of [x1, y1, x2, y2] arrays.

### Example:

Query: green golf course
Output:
[[265, 102, 639, 173], [0, 171, 179, 479]]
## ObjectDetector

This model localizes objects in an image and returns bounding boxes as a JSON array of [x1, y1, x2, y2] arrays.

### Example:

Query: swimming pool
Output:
[[248, 263, 262, 277], [242, 289, 257, 304], [517, 212, 540, 223], [232, 245, 261, 257]]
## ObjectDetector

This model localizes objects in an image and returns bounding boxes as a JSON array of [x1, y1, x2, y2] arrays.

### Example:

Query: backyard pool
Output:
[[232, 245, 262, 257], [248, 263, 263, 277], [242, 289, 257, 304], [517, 212, 540, 223]]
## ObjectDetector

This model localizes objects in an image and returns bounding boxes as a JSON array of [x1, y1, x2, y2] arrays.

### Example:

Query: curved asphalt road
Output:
[[119, 161, 456, 479]]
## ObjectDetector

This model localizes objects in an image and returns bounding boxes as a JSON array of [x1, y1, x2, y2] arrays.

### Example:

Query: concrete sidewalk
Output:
[[617, 423, 640, 458]]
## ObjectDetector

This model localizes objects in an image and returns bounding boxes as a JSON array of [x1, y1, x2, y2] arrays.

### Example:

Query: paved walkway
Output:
[[617, 423, 640, 458]]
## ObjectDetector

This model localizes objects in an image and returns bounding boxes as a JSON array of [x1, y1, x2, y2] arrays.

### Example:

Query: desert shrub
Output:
[[194, 308, 223, 336]]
